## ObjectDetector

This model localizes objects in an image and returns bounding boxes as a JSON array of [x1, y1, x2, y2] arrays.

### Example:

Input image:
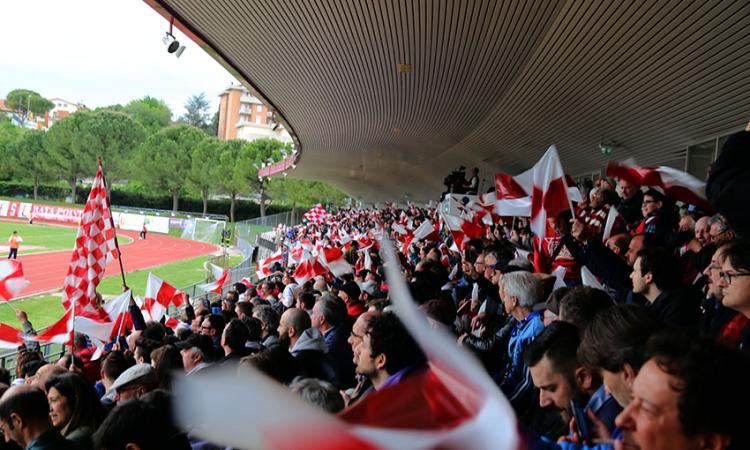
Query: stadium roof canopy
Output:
[[148, 0, 750, 203]]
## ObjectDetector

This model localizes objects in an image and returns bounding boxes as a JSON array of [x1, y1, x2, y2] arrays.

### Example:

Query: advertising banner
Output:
[[144, 216, 170, 234], [29, 204, 83, 224]]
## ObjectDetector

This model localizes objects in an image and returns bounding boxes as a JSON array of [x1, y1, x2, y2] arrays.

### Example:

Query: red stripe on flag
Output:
[[495, 173, 528, 199]]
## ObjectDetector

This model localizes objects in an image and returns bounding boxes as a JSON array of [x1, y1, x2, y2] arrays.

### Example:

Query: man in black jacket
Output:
[[707, 120, 750, 236], [615, 178, 644, 230], [631, 248, 700, 331]]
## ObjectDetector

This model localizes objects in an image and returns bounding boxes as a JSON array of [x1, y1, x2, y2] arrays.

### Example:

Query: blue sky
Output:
[[0, 0, 237, 118]]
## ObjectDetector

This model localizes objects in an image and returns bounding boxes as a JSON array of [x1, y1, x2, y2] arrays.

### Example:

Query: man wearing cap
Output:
[[176, 334, 215, 376], [338, 281, 365, 319], [109, 364, 158, 403]]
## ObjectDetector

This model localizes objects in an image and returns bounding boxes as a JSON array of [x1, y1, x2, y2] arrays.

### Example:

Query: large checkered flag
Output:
[[303, 204, 329, 224], [61, 162, 123, 312]]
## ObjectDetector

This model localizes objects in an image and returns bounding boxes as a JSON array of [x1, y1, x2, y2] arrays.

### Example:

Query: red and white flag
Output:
[[492, 163, 581, 217], [442, 213, 483, 251], [257, 250, 283, 280], [141, 274, 184, 323], [61, 164, 118, 311], [0, 323, 24, 349], [0, 260, 28, 301], [293, 249, 327, 285], [318, 246, 352, 277], [173, 239, 520, 449], [601, 207, 621, 242], [606, 160, 711, 210], [198, 264, 229, 294], [412, 220, 440, 242], [530, 146, 574, 248], [303, 204, 330, 224], [101, 289, 133, 338], [32, 306, 74, 344]]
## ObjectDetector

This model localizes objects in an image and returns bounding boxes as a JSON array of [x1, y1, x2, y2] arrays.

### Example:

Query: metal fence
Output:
[[112, 204, 229, 222], [0, 342, 66, 375], [233, 210, 300, 250]]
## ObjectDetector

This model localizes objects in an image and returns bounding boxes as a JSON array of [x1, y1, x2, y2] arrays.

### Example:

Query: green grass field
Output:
[[0, 221, 78, 254], [0, 254, 243, 329]]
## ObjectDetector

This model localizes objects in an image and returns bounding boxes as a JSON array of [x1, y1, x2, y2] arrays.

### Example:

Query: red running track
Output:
[[13, 228, 218, 297]]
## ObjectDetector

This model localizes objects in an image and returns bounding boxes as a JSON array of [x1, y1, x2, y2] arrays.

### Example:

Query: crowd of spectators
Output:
[[0, 123, 748, 449]]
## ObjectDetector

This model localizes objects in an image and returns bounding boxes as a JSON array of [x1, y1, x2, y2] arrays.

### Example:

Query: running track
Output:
[[13, 226, 218, 297]]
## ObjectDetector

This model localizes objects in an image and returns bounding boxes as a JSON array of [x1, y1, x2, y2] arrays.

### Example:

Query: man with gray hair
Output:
[[496, 271, 544, 412], [708, 213, 734, 246], [290, 377, 344, 414]]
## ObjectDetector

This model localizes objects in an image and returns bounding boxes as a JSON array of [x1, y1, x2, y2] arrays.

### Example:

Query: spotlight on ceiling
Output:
[[162, 18, 186, 58], [163, 33, 180, 53]]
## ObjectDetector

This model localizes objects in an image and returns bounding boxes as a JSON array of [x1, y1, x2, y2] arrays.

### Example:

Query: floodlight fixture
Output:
[[162, 17, 186, 58]]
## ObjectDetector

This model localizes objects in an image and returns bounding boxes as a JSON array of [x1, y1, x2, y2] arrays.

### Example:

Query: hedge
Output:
[[0, 181, 291, 221]]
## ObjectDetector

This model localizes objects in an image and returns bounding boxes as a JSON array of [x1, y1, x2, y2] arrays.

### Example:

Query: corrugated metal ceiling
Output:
[[154, 0, 750, 202]]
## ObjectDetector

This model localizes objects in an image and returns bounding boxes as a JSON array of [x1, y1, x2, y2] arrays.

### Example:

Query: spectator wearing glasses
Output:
[[636, 189, 673, 245], [701, 243, 748, 346], [716, 240, 750, 350], [200, 314, 226, 359]]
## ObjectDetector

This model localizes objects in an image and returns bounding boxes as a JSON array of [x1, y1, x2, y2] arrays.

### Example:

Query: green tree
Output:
[[189, 136, 221, 214], [216, 140, 255, 222], [0, 115, 25, 180], [208, 108, 219, 137], [79, 110, 146, 189], [5, 89, 54, 123], [180, 93, 211, 134], [45, 111, 97, 200], [125, 96, 172, 135], [267, 177, 348, 210], [12, 130, 57, 199], [134, 124, 206, 212], [45, 110, 146, 200]]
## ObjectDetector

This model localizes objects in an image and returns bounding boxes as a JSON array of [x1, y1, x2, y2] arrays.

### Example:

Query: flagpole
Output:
[[97, 157, 128, 290]]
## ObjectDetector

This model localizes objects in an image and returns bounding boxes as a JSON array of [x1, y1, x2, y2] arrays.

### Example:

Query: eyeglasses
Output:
[[350, 331, 363, 341], [719, 271, 750, 284]]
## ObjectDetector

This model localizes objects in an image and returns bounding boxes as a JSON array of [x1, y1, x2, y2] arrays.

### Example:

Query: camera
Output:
[[443, 166, 467, 194]]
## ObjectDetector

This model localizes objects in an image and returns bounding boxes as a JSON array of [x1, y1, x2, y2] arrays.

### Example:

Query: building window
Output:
[[256, 105, 263, 112], [255, 116, 262, 125]]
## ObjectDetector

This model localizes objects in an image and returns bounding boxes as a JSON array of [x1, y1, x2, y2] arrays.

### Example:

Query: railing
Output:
[[1, 342, 67, 375], [233, 210, 300, 246], [112, 204, 229, 222]]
